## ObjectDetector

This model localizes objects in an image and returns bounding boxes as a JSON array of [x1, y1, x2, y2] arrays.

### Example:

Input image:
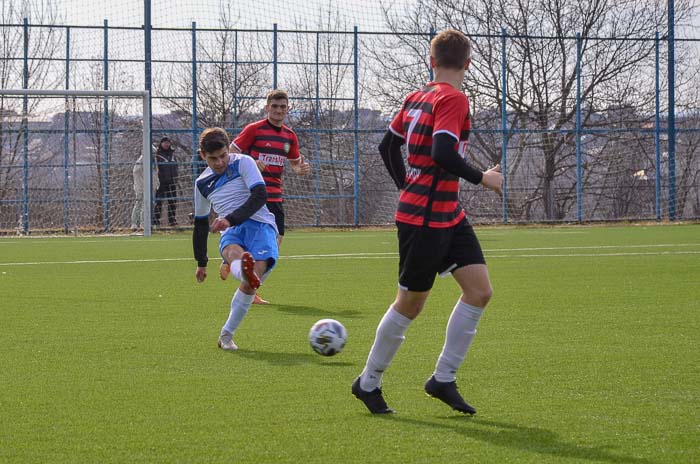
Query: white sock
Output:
[[359, 306, 412, 391], [230, 260, 242, 281], [221, 289, 255, 336], [433, 300, 484, 383]]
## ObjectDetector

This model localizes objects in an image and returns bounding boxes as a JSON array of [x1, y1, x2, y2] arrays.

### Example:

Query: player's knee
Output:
[[477, 284, 493, 307], [465, 284, 492, 308]]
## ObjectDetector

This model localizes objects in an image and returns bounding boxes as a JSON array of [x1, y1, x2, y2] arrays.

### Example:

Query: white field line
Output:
[[488, 243, 700, 251], [285, 251, 700, 260], [0, 257, 192, 266], [0, 243, 698, 267], [0, 237, 190, 244], [488, 251, 700, 258]]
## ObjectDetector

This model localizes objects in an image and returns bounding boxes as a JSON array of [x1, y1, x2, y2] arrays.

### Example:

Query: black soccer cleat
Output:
[[424, 375, 476, 415], [352, 377, 395, 414]]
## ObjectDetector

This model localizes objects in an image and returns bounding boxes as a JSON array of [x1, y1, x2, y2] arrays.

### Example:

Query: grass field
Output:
[[1, 224, 698, 463]]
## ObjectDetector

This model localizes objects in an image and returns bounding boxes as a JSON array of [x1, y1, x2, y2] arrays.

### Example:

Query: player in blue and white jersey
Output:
[[192, 127, 279, 351]]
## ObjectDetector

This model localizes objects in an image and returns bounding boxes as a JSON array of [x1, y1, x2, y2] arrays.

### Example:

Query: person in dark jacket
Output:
[[154, 136, 178, 226]]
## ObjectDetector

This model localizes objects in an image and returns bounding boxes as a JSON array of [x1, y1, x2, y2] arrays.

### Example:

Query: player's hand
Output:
[[255, 160, 267, 172], [210, 217, 231, 233], [195, 266, 207, 283], [298, 155, 311, 175], [481, 164, 503, 195]]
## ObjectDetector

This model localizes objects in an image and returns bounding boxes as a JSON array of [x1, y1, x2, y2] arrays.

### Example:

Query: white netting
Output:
[[0, 92, 147, 233], [1, 0, 698, 234]]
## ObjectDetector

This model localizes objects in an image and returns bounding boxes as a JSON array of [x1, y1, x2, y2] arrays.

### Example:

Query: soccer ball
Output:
[[308, 319, 347, 356]]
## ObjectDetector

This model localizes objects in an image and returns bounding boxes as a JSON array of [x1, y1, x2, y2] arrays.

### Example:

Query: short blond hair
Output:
[[431, 29, 471, 70]]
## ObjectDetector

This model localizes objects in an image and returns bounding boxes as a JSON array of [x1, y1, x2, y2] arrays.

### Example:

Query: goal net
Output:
[[3, 0, 697, 234], [0, 89, 153, 235]]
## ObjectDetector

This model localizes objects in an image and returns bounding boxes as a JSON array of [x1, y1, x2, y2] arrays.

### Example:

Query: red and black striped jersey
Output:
[[232, 119, 301, 203], [389, 82, 471, 228]]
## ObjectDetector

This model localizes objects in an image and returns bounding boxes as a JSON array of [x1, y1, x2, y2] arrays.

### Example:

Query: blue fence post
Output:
[[655, 31, 661, 221], [233, 30, 238, 130], [353, 26, 359, 226], [191, 22, 198, 181], [313, 32, 321, 226], [576, 32, 583, 222], [273, 23, 278, 89], [500, 28, 508, 223], [103, 19, 110, 231], [144, 0, 153, 235], [63, 26, 71, 233], [429, 28, 435, 81], [667, 0, 676, 220], [22, 17, 29, 234]]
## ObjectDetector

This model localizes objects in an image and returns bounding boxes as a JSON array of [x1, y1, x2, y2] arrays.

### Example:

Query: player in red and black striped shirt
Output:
[[352, 30, 503, 415], [222, 90, 311, 304], [231, 90, 310, 240]]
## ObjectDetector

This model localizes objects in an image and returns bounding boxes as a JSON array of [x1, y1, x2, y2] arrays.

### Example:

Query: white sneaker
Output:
[[218, 332, 238, 351]]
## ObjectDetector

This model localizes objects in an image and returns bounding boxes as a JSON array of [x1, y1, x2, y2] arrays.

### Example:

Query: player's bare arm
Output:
[[481, 164, 503, 194], [290, 155, 311, 175], [228, 141, 242, 154], [255, 160, 268, 172]]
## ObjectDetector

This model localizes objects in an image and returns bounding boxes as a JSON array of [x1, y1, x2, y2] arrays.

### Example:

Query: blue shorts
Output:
[[219, 219, 279, 272]]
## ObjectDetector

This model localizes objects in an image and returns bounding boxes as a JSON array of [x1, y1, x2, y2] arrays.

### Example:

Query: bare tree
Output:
[[0, 0, 61, 228], [156, 1, 270, 157], [284, 8, 357, 225], [371, 0, 696, 221]]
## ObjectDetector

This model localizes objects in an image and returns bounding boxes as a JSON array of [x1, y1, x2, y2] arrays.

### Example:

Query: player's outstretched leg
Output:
[[219, 261, 230, 280], [424, 375, 476, 415], [240, 252, 260, 290], [351, 377, 395, 414], [218, 331, 238, 351], [218, 288, 256, 352]]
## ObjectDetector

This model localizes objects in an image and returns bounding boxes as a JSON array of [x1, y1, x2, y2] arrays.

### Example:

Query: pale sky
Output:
[[56, 0, 411, 30], [52, 0, 699, 31]]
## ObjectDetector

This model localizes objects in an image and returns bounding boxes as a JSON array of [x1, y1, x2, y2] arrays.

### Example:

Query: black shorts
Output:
[[397, 219, 486, 292], [267, 201, 285, 236]]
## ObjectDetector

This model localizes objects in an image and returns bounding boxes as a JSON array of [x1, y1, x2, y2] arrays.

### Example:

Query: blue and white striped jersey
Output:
[[193, 153, 277, 229]]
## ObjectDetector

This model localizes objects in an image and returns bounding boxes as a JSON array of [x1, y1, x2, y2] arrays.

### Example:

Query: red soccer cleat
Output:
[[240, 252, 260, 290]]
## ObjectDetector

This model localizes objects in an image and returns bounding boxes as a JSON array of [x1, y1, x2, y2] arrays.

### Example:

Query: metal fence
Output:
[[1, 18, 698, 234]]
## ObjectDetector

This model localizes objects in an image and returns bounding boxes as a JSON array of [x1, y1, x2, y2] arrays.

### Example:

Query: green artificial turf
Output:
[[0, 224, 698, 463]]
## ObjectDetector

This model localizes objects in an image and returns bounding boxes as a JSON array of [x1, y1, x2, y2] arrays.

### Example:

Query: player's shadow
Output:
[[377, 416, 659, 464], [235, 348, 353, 367], [270, 303, 361, 319]]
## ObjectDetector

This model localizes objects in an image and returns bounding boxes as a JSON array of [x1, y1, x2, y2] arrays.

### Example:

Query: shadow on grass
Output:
[[234, 348, 354, 367], [375, 415, 659, 464], [268, 303, 361, 319]]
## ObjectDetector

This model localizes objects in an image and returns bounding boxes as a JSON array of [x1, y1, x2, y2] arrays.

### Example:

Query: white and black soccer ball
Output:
[[308, 319, 347, 356]]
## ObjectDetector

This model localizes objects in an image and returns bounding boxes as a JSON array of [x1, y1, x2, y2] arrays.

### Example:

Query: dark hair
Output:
[[266, 89, 289, 104], [431, 29, 471, 70], [199, 128, 229, 154]]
